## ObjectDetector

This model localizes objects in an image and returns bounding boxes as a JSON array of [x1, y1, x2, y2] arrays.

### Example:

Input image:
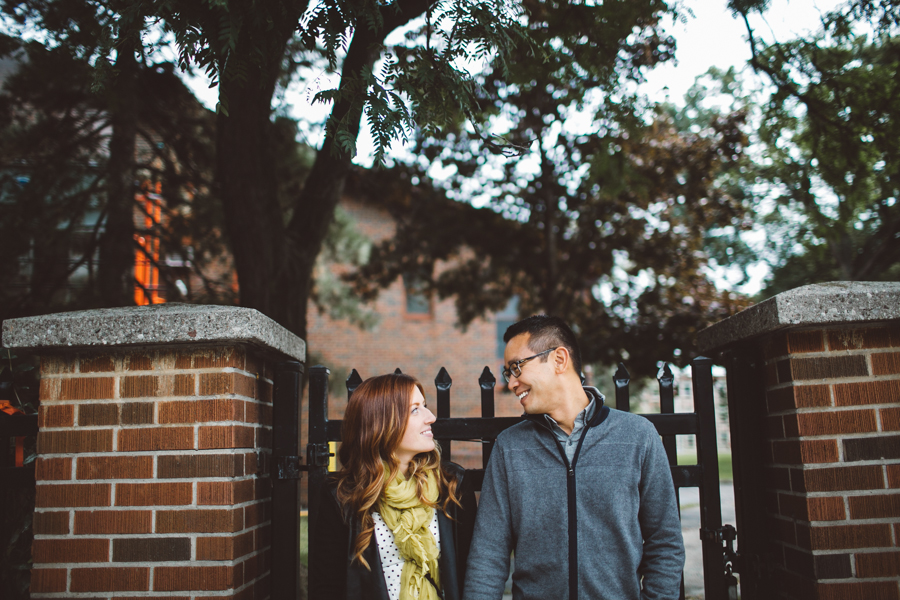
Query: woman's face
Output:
[[395, 387, 436, 463]]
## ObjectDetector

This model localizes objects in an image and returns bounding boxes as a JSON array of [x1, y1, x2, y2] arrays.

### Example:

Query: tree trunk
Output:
[[537, 140, 559, 315], [213, 0, 305, 331], [97, 32, 139, 306], [257, 0, 430, 340], [218, 0, 430, 340], [216, 68, 288, 323]]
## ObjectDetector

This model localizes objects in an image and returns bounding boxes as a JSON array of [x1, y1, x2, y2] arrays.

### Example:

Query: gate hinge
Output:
[[307, 442, 333, 468], [274, 455, 302, 480]]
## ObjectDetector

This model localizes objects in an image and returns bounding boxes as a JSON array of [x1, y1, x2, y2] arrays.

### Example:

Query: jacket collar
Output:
[[523, 385, 610, 429]]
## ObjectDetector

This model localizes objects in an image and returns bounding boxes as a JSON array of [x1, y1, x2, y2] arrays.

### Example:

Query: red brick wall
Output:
[[32, 345, 274, 599], [305, 198, 520, 471], [760, 325, 900, 599]]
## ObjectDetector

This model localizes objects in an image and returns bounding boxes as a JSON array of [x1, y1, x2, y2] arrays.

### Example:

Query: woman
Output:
[[309, 373, 475, 600]]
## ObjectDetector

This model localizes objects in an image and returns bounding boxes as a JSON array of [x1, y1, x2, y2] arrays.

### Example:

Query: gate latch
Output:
[[307, 442, 334, 468], [274, 455, 302, 480], [700, 524, 739, 570]]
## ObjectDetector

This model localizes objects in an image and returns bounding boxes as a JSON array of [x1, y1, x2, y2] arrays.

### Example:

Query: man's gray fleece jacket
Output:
[[463, 387, 685, 600]]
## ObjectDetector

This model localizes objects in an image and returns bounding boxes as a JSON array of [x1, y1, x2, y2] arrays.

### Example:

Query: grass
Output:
[[677, 452, 733, 482], [300, 515, 308, 567]]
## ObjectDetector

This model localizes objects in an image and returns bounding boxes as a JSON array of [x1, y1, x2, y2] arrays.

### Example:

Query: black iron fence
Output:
[[0, 406, 38, 600], [0, 409, 36, 480], [272, 357, 739, 600]]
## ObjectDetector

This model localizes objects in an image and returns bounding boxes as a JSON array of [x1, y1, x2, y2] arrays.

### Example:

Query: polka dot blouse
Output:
[[372, 510, 440, 600]]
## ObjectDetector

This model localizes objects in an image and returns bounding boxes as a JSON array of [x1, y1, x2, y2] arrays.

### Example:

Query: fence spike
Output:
[[435, 367, 452, 390], [613, 363, 630, 387], [479, 366, 496, 389], [613, 362, 631, 412], [394, 367, 403, 374], [657, 362, 674, 386], [480, 366, 497, 468], [346, 369, 363, 399]]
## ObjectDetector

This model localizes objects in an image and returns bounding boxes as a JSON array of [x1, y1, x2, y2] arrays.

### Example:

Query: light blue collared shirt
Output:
[[543, 393, 597, 463]]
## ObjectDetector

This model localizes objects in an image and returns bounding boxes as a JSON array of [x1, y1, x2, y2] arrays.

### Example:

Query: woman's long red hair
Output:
[[334, 373, 459, 568]]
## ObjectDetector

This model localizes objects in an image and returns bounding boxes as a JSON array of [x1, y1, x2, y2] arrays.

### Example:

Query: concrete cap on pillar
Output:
[[1, 303, 306, 362], [697, 281, 900, 354]]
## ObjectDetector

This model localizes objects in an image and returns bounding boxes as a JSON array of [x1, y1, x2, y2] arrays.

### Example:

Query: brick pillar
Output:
[[698, 282, 900, 600], [1, 305, 305, 599]]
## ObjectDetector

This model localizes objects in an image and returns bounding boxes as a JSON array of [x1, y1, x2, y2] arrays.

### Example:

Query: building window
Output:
[[134, 186, 165, 305], [496, 320, 516, 359], [403, 272, 431, 318], [495, 296, 520, 359]]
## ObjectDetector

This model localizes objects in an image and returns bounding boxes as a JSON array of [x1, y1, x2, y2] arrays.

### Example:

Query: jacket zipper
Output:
[[551, 425, 591, 600]]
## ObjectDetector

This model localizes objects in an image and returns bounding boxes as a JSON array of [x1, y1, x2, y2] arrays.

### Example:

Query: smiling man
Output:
[[463, 315, 684, 600]]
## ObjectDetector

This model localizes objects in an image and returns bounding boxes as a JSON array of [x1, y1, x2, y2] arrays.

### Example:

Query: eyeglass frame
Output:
[[501, 347, 558, 383]]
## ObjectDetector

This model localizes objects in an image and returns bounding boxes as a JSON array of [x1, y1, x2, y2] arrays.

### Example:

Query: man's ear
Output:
[[553, 347, 570, 374]]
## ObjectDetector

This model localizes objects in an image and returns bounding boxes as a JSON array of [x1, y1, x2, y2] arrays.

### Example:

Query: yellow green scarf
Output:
[[378, 465, 441, 600]]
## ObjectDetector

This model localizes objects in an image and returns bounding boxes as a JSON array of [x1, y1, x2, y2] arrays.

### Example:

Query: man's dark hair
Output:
[[503, 315, 583, 378]]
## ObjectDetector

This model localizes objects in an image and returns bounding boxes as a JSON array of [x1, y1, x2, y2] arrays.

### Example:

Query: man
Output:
[[463, 315, 684, 600]]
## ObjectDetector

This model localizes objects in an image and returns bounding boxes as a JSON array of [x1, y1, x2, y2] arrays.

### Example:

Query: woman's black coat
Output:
[[307, 463, 476, 600]]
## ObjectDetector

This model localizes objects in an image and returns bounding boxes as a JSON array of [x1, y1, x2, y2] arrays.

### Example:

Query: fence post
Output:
[[721, 347, 768, 600], [613, 363, 630, 412], [271, 361, 303, 600], [692, 356, 725, 600], [435, 368, 452, 461], [479, 367, 496, 468], [657, 363, 677, 466], [306, 364, 330, 598]]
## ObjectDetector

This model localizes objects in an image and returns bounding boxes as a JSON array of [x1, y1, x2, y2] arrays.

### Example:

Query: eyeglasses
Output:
[[501, 348, 557, 383]]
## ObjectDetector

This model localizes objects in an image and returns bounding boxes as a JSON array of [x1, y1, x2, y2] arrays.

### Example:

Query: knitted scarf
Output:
[[378, 465, 441, 600]]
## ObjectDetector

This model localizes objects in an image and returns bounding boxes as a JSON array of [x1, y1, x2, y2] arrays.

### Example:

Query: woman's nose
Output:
[[425, 408, 436, 424]]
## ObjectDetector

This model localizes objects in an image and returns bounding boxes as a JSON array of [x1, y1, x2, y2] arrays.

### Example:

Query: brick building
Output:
[[304, 194, 521, 469]]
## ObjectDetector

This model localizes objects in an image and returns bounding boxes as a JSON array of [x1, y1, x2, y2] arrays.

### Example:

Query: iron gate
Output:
[[271, 357, 739, 600], [0, 406, 38, 600]]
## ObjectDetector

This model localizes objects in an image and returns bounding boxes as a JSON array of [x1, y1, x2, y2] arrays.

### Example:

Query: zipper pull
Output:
[[568, 467, 574, 477]]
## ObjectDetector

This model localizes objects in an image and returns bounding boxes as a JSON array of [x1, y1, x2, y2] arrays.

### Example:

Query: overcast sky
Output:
[[641, 0, 842, 103]]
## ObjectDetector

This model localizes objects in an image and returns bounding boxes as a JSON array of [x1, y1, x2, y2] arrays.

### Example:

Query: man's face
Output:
[[504, 333, 558, 415]]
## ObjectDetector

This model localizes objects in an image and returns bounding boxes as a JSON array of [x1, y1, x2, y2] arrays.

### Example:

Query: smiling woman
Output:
[[309, 373, 477, 600]]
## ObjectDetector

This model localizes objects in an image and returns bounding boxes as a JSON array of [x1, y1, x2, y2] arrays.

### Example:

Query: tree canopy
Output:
[[102, 0, 534, 339], [1, 0, 760, 376], [12, 0, 890, 376], [346, 0, 756, 377], [732, 0, 900, 295]]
